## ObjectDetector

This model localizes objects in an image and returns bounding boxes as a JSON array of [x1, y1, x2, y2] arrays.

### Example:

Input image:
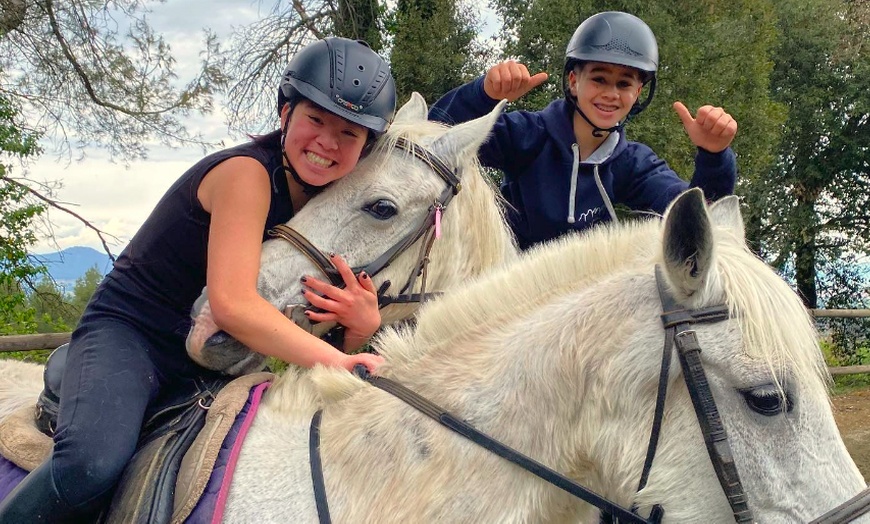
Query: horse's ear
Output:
[[429, 100, 507, 165], [708, 195, 745, 242], [662, 188, 714, 297], [393, 92, 428, 124]]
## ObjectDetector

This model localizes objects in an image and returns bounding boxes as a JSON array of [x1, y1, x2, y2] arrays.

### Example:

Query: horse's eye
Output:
[[741, 385, 793, 416], [364, 199, 398, 220]]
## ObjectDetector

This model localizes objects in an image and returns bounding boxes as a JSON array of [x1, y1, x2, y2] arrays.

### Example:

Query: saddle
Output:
[[22, 344, 271, 523]]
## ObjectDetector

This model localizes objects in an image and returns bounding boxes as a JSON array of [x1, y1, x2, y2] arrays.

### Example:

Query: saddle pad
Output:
[[0, 453, 28, 503], [173, 374, 273, 524], [0, 372, 273, 524]]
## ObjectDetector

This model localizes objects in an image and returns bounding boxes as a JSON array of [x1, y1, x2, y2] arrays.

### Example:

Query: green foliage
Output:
[[821, 337, 870, 394], [388, 0, 487, 105], [335, 0, 385, 51], [743, 0, 870, 313], [0, 93, 45, 335]]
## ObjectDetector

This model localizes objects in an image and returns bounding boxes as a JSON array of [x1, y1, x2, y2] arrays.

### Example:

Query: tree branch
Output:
[[41, 0, 192, 117], [1, 175, 117, 261]]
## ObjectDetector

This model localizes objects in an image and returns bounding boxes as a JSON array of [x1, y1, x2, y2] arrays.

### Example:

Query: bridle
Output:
[[307, 265, 870, 523], [268, 136, 460, 313]]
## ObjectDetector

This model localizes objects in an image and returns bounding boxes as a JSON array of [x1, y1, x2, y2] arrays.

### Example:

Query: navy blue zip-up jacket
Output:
[[430, 77, 737, 250]]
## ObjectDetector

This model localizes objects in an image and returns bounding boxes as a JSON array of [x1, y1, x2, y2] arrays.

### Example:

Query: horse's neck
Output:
[[318, 280, 649, 521]]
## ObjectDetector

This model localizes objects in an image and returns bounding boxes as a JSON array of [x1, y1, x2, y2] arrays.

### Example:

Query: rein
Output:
[[307, 265, 870, 523], [268, 136, 460, 309]]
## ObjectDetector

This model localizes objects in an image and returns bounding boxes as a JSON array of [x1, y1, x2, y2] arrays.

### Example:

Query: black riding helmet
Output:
[[563, 12, 659, 133], [278, 37, 396, 135]]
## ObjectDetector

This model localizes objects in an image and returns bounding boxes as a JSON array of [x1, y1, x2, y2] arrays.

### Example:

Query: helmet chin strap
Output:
[[279, 108, 327, 196], [572, 100, 622, 138]]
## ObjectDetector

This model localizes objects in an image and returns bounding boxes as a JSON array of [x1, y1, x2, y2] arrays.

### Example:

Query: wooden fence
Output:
[[808, 309, 870, 375], [1, 309, 868, 375]]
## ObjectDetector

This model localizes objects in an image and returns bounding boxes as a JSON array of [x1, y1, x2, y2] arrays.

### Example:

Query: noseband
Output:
[[268, 136, 460, 311], [308, 265, 870, 523]]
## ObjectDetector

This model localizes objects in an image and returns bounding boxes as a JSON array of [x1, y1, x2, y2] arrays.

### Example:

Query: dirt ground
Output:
[[833, 387, 870, 479]]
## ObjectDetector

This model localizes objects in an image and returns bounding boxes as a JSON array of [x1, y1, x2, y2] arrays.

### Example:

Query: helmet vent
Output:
[[358, 65, 365, 71], [353, 79, 361, 86], [594, 38, 641, 57]]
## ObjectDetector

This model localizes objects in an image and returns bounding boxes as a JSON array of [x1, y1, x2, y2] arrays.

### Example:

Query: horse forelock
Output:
[[714, 238, 829, 398]]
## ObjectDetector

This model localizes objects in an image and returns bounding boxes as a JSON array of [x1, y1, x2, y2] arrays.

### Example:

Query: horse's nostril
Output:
[[205, 330, 231, 347]]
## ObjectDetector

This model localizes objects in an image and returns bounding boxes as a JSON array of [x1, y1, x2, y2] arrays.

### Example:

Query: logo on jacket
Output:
[[576, 207, 602, 224]]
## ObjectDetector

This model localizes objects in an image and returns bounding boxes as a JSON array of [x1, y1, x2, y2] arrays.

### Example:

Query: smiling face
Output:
[[568, 62, 643, 131], [281, 99, 369, 186]]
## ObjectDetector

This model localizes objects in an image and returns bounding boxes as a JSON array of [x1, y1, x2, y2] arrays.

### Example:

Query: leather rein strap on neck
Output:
[[310, 366, 657, 524], [268, 136, 460, 307]]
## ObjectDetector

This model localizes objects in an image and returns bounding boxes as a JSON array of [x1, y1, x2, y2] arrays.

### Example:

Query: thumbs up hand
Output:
[[673, 102, 738, 153], [483, 61, 549, 103]]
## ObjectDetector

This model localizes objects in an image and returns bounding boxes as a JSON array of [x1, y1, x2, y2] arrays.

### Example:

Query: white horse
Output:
[[0, 189, 867, 521], [185, 93, 518, 374], [217, 189, 867, 523]]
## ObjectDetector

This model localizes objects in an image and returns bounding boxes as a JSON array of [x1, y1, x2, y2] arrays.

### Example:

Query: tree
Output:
[[0, 0, 227, 304], [389, 0, 486, 104], [0, 91, 44, 335], [217, 0, 483, 133], [745, 0, 870, 310], [0, 0, 226, 160]]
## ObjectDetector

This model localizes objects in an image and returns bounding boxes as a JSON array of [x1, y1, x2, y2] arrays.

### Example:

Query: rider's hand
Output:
[[673, 102, 738, 153], [301, 254, 381, 349], [337, 351, 385, 374], [483, 61, 549, 103]]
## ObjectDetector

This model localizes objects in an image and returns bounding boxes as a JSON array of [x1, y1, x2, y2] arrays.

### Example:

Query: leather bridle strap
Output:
[[346, 365, 657, 524], [654, 267, 753, 523], [309, 409, 332, 524], [268, 136, 460, 310], [269, 224, 344, 286], [810, 488, 870, 524]]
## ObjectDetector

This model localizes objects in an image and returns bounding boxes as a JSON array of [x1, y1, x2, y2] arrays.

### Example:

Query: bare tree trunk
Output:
[[794, 197, 818, 308]]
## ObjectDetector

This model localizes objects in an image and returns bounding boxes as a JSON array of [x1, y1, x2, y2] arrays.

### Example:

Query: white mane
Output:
[[377, 213, 827, 399]]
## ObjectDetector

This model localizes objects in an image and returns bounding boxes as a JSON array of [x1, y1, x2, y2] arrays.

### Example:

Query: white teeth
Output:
[[305, 152, 333, 167]]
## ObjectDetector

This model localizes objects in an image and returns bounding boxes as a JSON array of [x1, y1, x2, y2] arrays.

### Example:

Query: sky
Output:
[[23, 0, 498, 256]]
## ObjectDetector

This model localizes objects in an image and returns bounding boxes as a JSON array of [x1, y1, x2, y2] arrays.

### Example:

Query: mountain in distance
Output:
[[30, 246, 114, 287]]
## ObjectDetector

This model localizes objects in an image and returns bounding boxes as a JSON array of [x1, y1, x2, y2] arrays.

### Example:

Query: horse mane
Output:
[[375, 214, 828, 395], [713, 236, 830, 397], [376, 218, 660, 363]]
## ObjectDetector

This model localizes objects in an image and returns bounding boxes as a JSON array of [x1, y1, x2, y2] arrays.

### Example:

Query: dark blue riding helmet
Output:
[[278, 37, 397, 135], [563, 12, 659, 119]]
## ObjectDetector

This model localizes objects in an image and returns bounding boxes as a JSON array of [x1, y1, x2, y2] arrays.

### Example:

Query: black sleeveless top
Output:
[[89, 133, 292, 376]]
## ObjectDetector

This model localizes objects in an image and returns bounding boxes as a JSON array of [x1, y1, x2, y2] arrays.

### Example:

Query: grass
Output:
[[832, 374, 870, 396]]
